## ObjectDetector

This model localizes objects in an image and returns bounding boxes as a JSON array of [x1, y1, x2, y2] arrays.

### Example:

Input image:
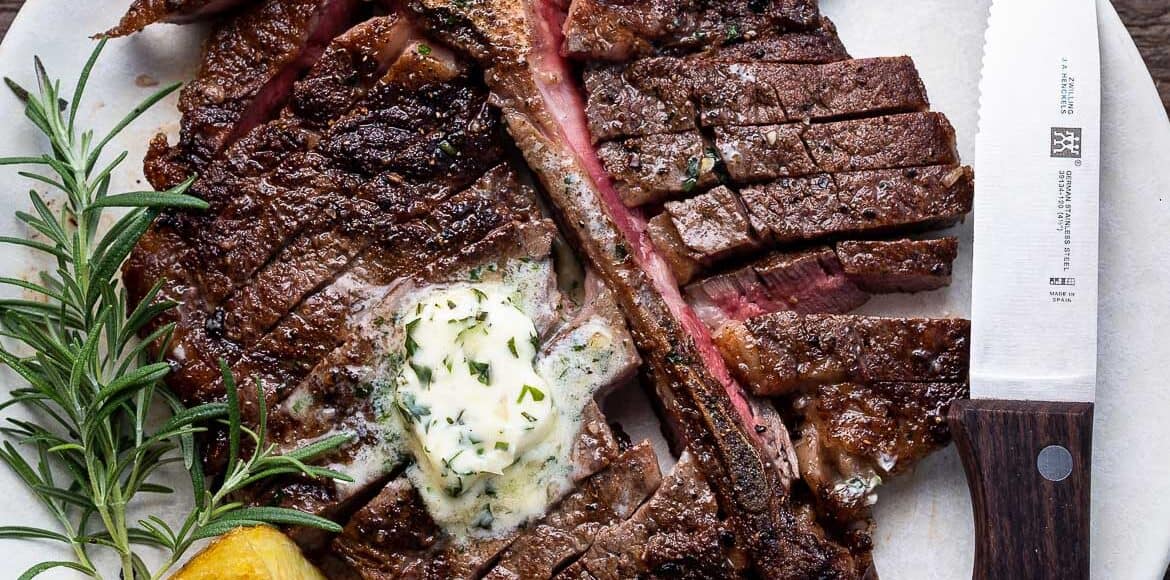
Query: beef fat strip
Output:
[[409, 0, 857, 577]]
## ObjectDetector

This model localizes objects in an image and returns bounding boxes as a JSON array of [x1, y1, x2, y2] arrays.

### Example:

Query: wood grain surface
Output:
[[949, 400, 1095, 580]]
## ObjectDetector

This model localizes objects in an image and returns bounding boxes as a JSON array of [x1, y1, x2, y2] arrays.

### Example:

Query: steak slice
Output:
[[794, 381, 969, 520], [646, 166, 973, 282], [836, 237, 958, 293], [594, 110, 957, 206], [743, 166, 974, 243], [596, 131, 719, 206], [685, 247, 868, 328], [332, 442, 661, 580], [585, 56, 929, 142], [556, 450, 749, 580], [685, 237, 960, 327], [717, 112, 958, 183], [658, 186, 761, 266], [104, 0, 257, 36], [705, 18, 849, 63], [692, 56, 929, 128], [562, 0, 820, 61], [715, 312, 970, 396], [409, 0, 857, 576], [142, 0, 362, 190]]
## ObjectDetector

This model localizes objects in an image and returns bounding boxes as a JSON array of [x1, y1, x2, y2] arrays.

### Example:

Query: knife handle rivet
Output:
[[1037, 445, 1074, 482]]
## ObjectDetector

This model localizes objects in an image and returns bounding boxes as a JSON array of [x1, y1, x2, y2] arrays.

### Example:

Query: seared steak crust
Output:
[[718, 112, 958, 183], [585, 56, 927, 143], [706, 18, 848, 63], [142, 0, 360, 190], [557, 451, 749, 579], [715, 312, 970, 396], [837, 237, 958, 293], [125, 20, 508, 407]]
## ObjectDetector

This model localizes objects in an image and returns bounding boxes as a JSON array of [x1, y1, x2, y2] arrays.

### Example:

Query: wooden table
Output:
[[0, 0, 1167, 111]]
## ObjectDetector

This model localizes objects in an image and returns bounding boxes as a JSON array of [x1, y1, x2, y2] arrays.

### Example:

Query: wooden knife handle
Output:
[[947, 399, 1093, 580]]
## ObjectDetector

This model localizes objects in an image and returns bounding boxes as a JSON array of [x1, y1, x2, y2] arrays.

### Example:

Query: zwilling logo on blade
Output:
[[1051, 127, 1083, 158]]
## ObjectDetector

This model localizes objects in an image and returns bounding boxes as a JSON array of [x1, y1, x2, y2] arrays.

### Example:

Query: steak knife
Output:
[[949, 0, 1100, 578]]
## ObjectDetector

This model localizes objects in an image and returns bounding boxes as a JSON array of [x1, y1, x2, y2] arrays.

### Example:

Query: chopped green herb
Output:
[[417, 43, 433, 56], [508, 337, 519, 357], [471, 287, 488, 302], [447, 300, 457, 309], [469, 360, 491, 385], [410, 363, 433, 388], [572, 343, 586, 352], [397, 392, 432, 423], [494, 441, 510, 451], [438, 140, 458, 156], [517, 384, 546, 404], [725, 22, 742, 42], [404, 318, 422, 356], [521, 411, 538, 422]]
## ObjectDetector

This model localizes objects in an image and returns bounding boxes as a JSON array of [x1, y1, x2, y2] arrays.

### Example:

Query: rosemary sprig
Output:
[[0, 41, 352, 580]]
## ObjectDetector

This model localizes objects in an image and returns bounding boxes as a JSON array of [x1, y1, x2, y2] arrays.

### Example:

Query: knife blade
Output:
[[949, 0, 1100, 578]]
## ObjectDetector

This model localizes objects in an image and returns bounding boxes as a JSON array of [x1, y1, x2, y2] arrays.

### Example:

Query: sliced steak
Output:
[[659, 186, 761, 266], [600, 101, 954, 208], [142, 0, 361, 190], [596, 131, 719, 206], [685, 247, 868, 328], [647, 165, 973, 281], [692, 56, 928, 128], [837, 237, 958, 293], [332, 442, 661, 580], [705, 18, 849, 63], [410, 1, 857, 576], [743, 165, 974, 243], [586, 56, 929, 142], [583, 59, 697, 143], [104, 0, 258, 36], [562, 0, 820, 61], [686, 237, 959, 327], [557, 451, 749, 580], [127, 22, 508, 406], [717, 112, 958, 183], [715, 312, 970, 396]]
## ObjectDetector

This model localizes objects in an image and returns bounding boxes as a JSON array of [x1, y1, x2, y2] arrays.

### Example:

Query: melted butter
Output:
[[408, 316, 621, 539], [394, 283, 556, 496], [353, 257, 632, 540]]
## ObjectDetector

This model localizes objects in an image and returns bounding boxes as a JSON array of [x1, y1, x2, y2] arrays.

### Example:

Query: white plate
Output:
[[0, 1, 1167, 578]]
